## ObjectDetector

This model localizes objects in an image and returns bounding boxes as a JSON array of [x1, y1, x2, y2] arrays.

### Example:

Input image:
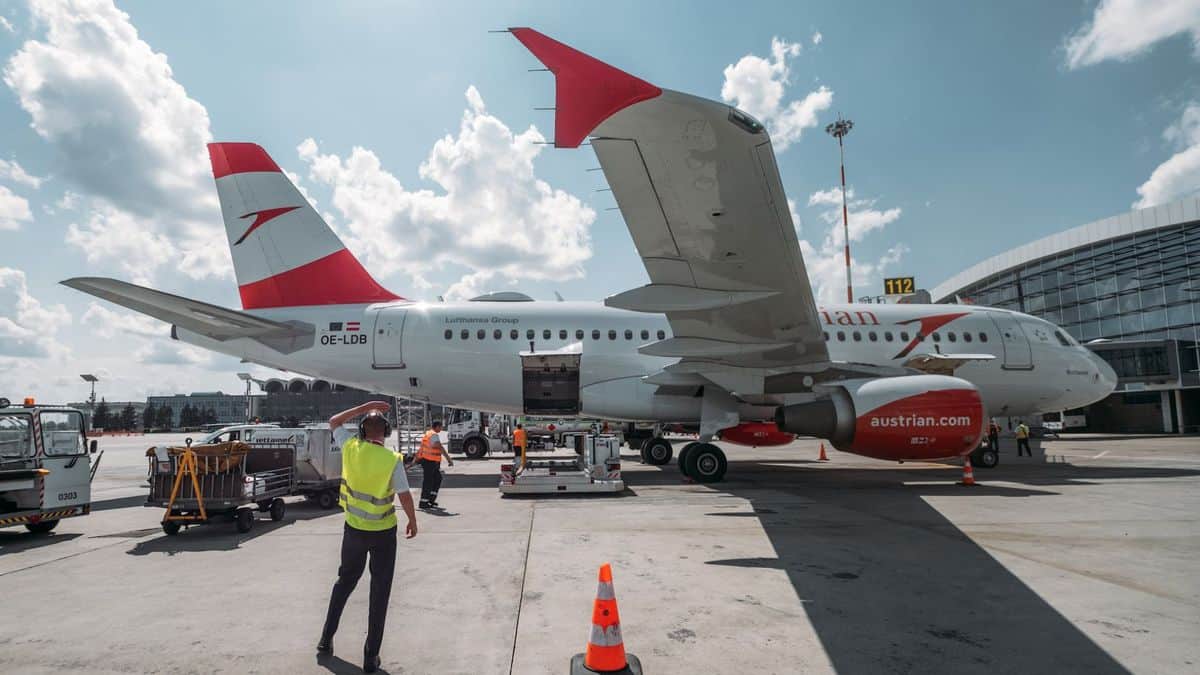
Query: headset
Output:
[[358, 411, 392, 440]]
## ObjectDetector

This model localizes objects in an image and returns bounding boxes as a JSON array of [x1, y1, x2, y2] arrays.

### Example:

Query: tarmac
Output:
[[1, 432, 1198, 674]]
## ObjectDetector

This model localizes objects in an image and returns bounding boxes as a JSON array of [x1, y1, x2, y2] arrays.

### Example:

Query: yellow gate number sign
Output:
[[884, 277, 915, 295]]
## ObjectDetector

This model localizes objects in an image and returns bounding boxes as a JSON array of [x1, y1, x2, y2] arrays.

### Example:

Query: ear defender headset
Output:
[[358, 411, 392, 439]]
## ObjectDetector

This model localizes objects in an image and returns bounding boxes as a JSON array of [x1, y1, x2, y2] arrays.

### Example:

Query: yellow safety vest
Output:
[[416, 430, 442, 462], [339, 437, 399, 531]]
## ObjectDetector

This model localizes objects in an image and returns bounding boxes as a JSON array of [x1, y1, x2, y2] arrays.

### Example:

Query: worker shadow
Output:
[[125, 506, 337, 556], [0, 531, 83, 555], [687, 458, 1162, 673], [315, 654, 392, 675]]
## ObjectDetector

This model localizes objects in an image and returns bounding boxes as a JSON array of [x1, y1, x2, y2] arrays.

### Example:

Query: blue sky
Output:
[[1, 0, 1198, 401]]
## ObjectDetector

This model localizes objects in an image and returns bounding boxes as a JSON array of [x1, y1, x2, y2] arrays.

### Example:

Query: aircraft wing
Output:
[[511, 28, 828, 375], [62, 277, 313, 352]]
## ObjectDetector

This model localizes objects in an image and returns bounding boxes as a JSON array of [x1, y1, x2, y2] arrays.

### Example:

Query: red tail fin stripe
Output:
[[238, 248, 402, 309], [209, 142, 283, 179]]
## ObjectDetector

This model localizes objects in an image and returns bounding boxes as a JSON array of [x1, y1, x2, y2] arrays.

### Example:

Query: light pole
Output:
[[236, 372, 254, 423], [80, 374, 98, 425], [825, 114, 855, 304]]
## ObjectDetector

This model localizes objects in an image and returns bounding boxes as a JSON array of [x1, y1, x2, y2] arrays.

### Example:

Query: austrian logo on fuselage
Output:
[[321, 320, 366, 346]]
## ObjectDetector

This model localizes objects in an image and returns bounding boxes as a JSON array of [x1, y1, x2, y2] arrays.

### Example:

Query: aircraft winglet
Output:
[[508, 27, 661, 148]]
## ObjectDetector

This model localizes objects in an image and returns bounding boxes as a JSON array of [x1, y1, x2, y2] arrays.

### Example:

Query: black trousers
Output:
[[419, 459, 442, 503], [1017, 438, 1032, 456], [321, 524, 397, 657]]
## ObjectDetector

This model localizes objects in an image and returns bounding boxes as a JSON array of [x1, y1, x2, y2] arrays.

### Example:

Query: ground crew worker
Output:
[[1016, 421, 1032, 457], [988, 419, 1001, 451], [511, 422, 525, 470], [416, 421, 453, 509], [318, 401, 417, 673]]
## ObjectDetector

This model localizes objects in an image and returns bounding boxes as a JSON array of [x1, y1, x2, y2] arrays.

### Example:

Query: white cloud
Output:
[[812, 32, 823, 46], [720, 37, 833, 151], [0, 16, 13, 34], [801, 187, 906, 303], [134, 340, 212, 367], [1134, 102, 1200, 207], [1063, 0, 1200, 69], [2, 0, 226, 280], [0, 158, 42, 188], [299, 86, 595, 297], [0, 267, 71, 358], [0, 185, 33, 230]]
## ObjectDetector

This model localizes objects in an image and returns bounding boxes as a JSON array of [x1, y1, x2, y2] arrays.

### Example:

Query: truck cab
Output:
[[445, 409, 510, 459], [0, 398, 96, 533]]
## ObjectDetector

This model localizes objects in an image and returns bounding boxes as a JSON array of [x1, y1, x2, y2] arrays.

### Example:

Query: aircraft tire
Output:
[[684, 443, 727, 483], [973, 447, 999, 469], [677, 442, 700, 476], [644, 437, 673, 465]]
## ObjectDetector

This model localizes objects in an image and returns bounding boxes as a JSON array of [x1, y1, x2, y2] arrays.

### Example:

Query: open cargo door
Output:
[[519, 342, 582, 415]]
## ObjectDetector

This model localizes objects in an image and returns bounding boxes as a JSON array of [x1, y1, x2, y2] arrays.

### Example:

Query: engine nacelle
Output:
[[719, 422, 796, 447], [775, 375, 985, 461]]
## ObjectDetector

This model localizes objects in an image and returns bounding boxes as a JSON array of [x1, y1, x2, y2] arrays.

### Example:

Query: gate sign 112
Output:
[[883, 276, 915, 295]]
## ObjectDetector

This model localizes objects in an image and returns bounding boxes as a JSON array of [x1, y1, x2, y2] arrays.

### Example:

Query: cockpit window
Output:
[[728, 108, 765, 134], [1054, 330, 1075, 347]]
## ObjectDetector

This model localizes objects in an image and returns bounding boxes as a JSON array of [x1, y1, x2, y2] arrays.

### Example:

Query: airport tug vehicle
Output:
[[0, 398, 99, 534], [499, 434, 624, 495]]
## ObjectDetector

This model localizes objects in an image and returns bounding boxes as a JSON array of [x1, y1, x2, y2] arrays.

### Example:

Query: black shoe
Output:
[[419, 500, 432, 509], [428, 500, 439, 509], [363, 653, 381, 673]]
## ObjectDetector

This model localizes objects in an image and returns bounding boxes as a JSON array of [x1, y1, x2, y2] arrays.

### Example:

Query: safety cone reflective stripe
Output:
[[585, 563, 628, 672], [959, 460, 977, 486], [818, 443, 829, 461]]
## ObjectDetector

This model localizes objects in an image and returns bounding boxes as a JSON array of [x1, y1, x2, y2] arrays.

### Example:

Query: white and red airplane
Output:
[[64, 28, 1116, 482]]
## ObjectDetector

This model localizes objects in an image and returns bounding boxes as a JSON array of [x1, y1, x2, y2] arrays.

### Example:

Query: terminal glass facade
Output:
[[953, 220, 1200, 344]]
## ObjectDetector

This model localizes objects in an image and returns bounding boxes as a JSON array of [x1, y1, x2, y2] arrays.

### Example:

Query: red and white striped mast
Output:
[[825, 114, 855, 303]]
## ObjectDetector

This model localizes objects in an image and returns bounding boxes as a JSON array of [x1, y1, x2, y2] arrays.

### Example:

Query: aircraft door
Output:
[[987, 312, 1033, 369], [372, 308, 407, 369], [520, 352, 581, 415]]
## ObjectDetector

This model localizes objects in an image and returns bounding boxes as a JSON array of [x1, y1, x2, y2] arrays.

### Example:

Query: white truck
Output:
[[0, 398, 98, 534], [445, 409, 512, 459]]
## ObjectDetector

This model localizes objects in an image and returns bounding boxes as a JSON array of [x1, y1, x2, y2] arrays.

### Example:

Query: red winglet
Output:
[[509, 28, 662, 148], [208, 142, 282, 179]]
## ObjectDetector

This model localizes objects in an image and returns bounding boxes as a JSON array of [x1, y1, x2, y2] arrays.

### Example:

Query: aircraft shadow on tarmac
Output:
[[126, 502, 341, 557], [641, 457, 1199, 674]]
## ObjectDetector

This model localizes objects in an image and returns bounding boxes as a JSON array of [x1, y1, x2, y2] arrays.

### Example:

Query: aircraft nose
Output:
[[1090, 352, 1118, 396]]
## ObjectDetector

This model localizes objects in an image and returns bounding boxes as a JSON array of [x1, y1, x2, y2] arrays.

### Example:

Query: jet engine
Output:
[[774, 375, 984, 461], [719, 422, 796, 447]]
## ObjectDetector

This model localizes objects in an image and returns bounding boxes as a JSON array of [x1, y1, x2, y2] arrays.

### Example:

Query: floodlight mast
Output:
[[825, 114, 855, 304]]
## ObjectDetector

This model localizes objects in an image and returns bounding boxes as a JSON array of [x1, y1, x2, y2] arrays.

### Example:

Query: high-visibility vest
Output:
[[513, 428, 526, 448], [1016, 425, 1029, 439], [416, 430, 442, 462], [339, 437, 399, 531]]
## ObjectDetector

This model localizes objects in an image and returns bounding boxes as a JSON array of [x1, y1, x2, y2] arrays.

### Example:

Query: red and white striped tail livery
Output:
[[208, 143, 401, 309]]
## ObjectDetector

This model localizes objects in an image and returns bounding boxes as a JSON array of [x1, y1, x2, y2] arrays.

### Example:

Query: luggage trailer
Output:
[[499, 434, 624, 495], [0, 398, 98, 534]]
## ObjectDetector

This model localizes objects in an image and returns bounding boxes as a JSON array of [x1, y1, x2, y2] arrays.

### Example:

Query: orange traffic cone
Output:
[[571, 563, 643, 674], [959, 459, 977, 486], [818, 443, 829, 462]]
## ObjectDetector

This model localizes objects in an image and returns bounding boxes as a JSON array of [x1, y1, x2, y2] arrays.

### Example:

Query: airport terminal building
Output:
[[932, 196, 1200, 433]]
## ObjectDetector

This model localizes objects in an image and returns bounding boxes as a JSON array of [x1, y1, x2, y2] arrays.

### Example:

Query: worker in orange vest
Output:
[[415, 421, 453, 509], [512, 424, 527, 472]]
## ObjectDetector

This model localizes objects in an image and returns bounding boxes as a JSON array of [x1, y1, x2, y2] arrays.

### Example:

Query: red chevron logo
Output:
[[234, 206, 301, 245], [891, 312, 970, 359]]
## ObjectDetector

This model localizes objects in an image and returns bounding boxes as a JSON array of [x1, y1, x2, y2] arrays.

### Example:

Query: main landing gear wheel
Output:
[[644, 437, 673, 465], [463, 437, 488, 460], [24, 520, 58, 534], [683, 443, 727, 483], [972, 447, 999, 469], [677, 442, 700, 476]]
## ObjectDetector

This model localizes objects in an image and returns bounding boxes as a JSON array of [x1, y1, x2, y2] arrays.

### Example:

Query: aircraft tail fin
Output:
[[207, 143, 401, 309]]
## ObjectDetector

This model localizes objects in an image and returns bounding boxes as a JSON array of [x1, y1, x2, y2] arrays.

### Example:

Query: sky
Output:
[[0, 0, 1198, 402]]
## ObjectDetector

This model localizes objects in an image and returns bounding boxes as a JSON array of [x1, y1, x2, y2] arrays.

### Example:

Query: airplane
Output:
[[63, 28, 1117, 484]]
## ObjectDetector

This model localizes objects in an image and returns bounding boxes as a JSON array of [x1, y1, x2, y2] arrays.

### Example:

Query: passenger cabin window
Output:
[[641, 329, 649, 340], [460, 329, 469, 340], [979, 332, 989, 342], [526, 329, 534, 340], [900, 331, 910, 342], [559, 329, 568, 340], [592, 329, 601, 340], [494, 329, 502, 340], [656, 330, 666, 340], [576, 329, 584, 340], [477, 329, 485, 340], [624, 329, 633, 340], [543, 329, 551, 340], [837, 331, 846, 341], [823, 331, 830, 341], [963, 332, 973, 343], [884, 331, 894, 342], [852, 331, 862, 342], [948, 332, 957, 342], [868, 331, 878, 342], [608, 329, 617, 340], [444, 329, 452, 340], [932, 332, 941, 342], [510, 329, 519, 340]]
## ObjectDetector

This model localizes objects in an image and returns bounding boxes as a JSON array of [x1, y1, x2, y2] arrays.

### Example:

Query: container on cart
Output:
[[146, 440, 294, 535]]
